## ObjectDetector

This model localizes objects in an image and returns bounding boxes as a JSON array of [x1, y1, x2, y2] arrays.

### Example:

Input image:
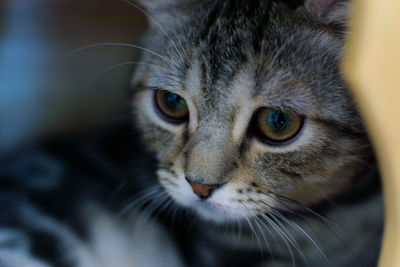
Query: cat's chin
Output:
[[192, 201, 244, 224]]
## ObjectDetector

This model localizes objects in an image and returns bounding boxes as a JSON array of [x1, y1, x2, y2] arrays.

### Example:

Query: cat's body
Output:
[[0, 0, 383, 266], [0, 122, 382, 267]]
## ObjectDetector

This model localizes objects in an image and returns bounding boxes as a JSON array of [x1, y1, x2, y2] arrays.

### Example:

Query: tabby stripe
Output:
[[278, 168, 303, 180], [200, 1, 221, 42]]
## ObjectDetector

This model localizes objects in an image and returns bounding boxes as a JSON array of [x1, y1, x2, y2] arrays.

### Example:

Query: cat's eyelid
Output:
[[258, 104, 305, 117], [147, 86, 188, 96], [147, 86, 168, 92], [147, 86, 163, 90], [146, 84, 185, 92], [257, 88, 314, 116]]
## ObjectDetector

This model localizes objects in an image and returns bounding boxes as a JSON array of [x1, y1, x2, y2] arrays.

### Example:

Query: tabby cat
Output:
[[0, 0, 382, 266]]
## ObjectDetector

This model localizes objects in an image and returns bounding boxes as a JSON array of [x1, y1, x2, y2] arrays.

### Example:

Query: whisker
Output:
[[106, 180, 128, 208], [268, 212, 309, 266], [259, 198, 326, 262], [266, 197, 329, 258], [135, 193, 169, 226], [120, 0, 186, 62], [269, 193, 358, 262], [270, 193, 343, 238], [271, 193, 335, 226], [234, 218, 242, 249], [269, 208, 328, 264], [170, 202, 181, 226], [260, 213, 296, 267], [67, 42, 170, 62], [153, 197, 174, 219], [253, 217, 272, 257], [117, 186, 162, 217], [255, 215, 281, 259], [164, 200, 177, 223], [244, 217, 263, 251], [148, 193, 169, 215], [90, 61, 159, 81], [345, 156, 379, 172]]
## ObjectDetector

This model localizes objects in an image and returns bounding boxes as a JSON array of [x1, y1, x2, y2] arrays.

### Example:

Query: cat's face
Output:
[[132, 0, 370, 223]]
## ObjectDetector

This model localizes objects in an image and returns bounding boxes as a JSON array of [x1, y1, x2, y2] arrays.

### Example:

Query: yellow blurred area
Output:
[[343, 0, 400, 266]]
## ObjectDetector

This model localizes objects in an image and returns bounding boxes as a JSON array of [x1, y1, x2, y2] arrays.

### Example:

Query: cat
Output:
[[131, 0, 383, 265], [0, 0, 382, 266]]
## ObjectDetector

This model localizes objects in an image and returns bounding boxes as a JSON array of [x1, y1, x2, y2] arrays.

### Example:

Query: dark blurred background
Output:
[[0, 0, 147, 155]]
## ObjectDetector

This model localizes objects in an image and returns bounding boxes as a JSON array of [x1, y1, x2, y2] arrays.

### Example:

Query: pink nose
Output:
[[186, 178, 219, 199]]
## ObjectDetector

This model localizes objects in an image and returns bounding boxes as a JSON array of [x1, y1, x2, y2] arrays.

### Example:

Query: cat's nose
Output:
[[185, 177, 219, 199]]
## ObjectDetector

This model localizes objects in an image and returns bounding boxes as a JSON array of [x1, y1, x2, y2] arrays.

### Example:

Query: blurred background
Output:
[[0, 0, 146, 155]]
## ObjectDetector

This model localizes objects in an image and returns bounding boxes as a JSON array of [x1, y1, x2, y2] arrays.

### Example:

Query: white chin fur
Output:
[[193, 201, 242, 223]]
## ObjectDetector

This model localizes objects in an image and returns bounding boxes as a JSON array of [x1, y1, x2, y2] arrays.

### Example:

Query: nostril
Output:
[[185, 177, 220, 199]]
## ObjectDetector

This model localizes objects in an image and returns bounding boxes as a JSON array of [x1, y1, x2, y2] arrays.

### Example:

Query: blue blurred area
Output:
[[0, 0, 146, 154], [0, 0, 48, 152]]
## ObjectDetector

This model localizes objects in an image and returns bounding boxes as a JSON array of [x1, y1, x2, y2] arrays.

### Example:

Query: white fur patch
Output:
[[0, 250, 51, 267], [0, 228, 50, 267], [229, 68, 257, 143], [137, 0, 181, 11], [83, 206, 184, 267], [183, 58, 202, 133]]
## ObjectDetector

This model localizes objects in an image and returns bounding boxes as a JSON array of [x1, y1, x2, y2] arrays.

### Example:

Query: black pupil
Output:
[[268, 110, 287, 131], [165, 92, 184, 111]]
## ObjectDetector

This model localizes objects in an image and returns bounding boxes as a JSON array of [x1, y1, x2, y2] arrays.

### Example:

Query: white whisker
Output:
[[253, 217, 272, 257], [90, 61, 159, 81], [269, 193, 358, 260], [117, 186, 162, 217], [67, 42, 170, 62], [136, 193, 169, 225], [244, 217, 262, 251], [270, 208, 328, 264], [234, 218, 242, 248], [257, 199, 308, 265], [121, 0, 186, 62], [260, 213, 296, 267]]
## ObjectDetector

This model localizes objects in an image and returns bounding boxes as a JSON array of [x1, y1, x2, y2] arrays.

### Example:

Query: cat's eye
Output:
[[255, 107, 303, 143], [154, 90, 189, 123]]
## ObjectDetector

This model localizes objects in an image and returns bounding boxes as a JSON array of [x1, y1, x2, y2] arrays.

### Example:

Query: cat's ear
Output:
[[304, 0, 350, 24]]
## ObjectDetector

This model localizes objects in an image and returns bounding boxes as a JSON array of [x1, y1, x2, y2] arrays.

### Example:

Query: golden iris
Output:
[[256, 108, 302, 142], [155, 90, 189, 122]]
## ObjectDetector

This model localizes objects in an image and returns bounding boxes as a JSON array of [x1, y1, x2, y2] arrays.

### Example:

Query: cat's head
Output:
[[131, 0, 371, 223]]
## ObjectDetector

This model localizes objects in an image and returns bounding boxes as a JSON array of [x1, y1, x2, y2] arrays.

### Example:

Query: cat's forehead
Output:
[[158, 54, 315, 121], [152, 33, 336, 113], [144, 0, 344, 119]]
